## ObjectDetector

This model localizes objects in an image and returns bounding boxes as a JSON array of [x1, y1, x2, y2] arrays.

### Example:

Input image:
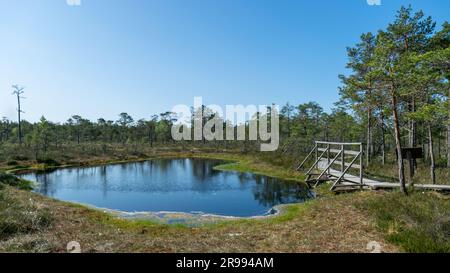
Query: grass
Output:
[[366, 162, 450, 185], [0, 187, 52, 243], [0, 185, 400, 253], [357, 191, 450, 253], [0, 173, 33, 190], [0, 149, 448, 253], [200, 153, 305, 183], [0, 172, 51, 247]]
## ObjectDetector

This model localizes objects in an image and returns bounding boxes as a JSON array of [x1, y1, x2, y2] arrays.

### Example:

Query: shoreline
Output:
[[13, 154, 313, 226]]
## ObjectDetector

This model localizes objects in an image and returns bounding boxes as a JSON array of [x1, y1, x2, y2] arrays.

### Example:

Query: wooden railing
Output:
[[297, 141, 364, 190]]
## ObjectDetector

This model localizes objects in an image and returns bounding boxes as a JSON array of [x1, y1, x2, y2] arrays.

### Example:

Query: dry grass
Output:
[[366, 163, 450, 185], [356, 191, 450, 252], [0, 184, 399, 253], [2, 149, 445, 253]]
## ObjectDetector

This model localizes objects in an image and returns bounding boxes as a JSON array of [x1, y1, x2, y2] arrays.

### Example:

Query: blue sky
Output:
[[0, 0, 449, 122]]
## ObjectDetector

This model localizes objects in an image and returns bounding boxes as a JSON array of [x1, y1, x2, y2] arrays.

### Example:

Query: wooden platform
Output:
[[317, 160, 450, 192]]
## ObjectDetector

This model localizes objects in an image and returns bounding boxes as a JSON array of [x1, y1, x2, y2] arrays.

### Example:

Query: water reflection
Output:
[[21, 159, 313, 217]]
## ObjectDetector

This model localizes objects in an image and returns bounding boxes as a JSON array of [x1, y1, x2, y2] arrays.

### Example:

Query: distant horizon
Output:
[[1, 0, 449, 122]]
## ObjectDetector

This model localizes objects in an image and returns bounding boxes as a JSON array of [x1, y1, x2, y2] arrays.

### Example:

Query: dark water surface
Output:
[[21, 159, 313, 217]]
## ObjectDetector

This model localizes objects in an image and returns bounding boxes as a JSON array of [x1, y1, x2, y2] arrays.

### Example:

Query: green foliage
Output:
[[6, 160, 18, 166], [12, 155, 29, 161], [0, 173, 33, 190], [36, 157, 61, 167], [407, 99, 447, 123]]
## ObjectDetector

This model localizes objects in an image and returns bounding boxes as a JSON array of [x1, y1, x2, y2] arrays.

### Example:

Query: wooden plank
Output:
[[331, 160, 361, 170], [317, 148, 360, 156], [313, 157, 450, 192], [316, 141, 362, 146], [366, 182, 450, 191], [332, 180, 450, 192], [414, 184, 450, 191]]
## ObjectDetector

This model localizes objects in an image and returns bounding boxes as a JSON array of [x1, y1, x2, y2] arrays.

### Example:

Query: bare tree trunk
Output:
[[438, 131, 442, 160], [12, 86, 25, 145], [44, 135, 48, 154], [148, 128, 153, 147], [287, 116, 291, 138], [34, 145, 39, 161], [423, 142, 428, 163], [16, 93, 22, 145], [366, 107, 372, 166], [381, 112, 386, 165], [448, 120, 450, 168], [428, 124, 436, 184], [409, 98, 417, 170], [408, 99, 416, 148], [448, 86, 450, 168], [391, 89, 407, 195], [381, 131, 386, 165]]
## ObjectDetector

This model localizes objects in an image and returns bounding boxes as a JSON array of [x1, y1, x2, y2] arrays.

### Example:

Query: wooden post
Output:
[[327, 144, 330, 175], [360, 143, 363, 187], [315, 142, 318, 170], [341, 144, 345, 173], [407, 151, 414, 187]]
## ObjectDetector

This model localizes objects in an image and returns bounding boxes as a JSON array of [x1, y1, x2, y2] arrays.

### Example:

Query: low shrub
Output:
[[6, 161, 18, 166], [36, 158, 61, 166], [0, 190, 52, 240], [12, 155, 29, 161], [0, 173, 33, 190], [358, 191, 450, 253]]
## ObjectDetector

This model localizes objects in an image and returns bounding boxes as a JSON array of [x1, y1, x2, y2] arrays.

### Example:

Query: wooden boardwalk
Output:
[[299, 141, 450, 192], [317, 160, 450, 192]]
